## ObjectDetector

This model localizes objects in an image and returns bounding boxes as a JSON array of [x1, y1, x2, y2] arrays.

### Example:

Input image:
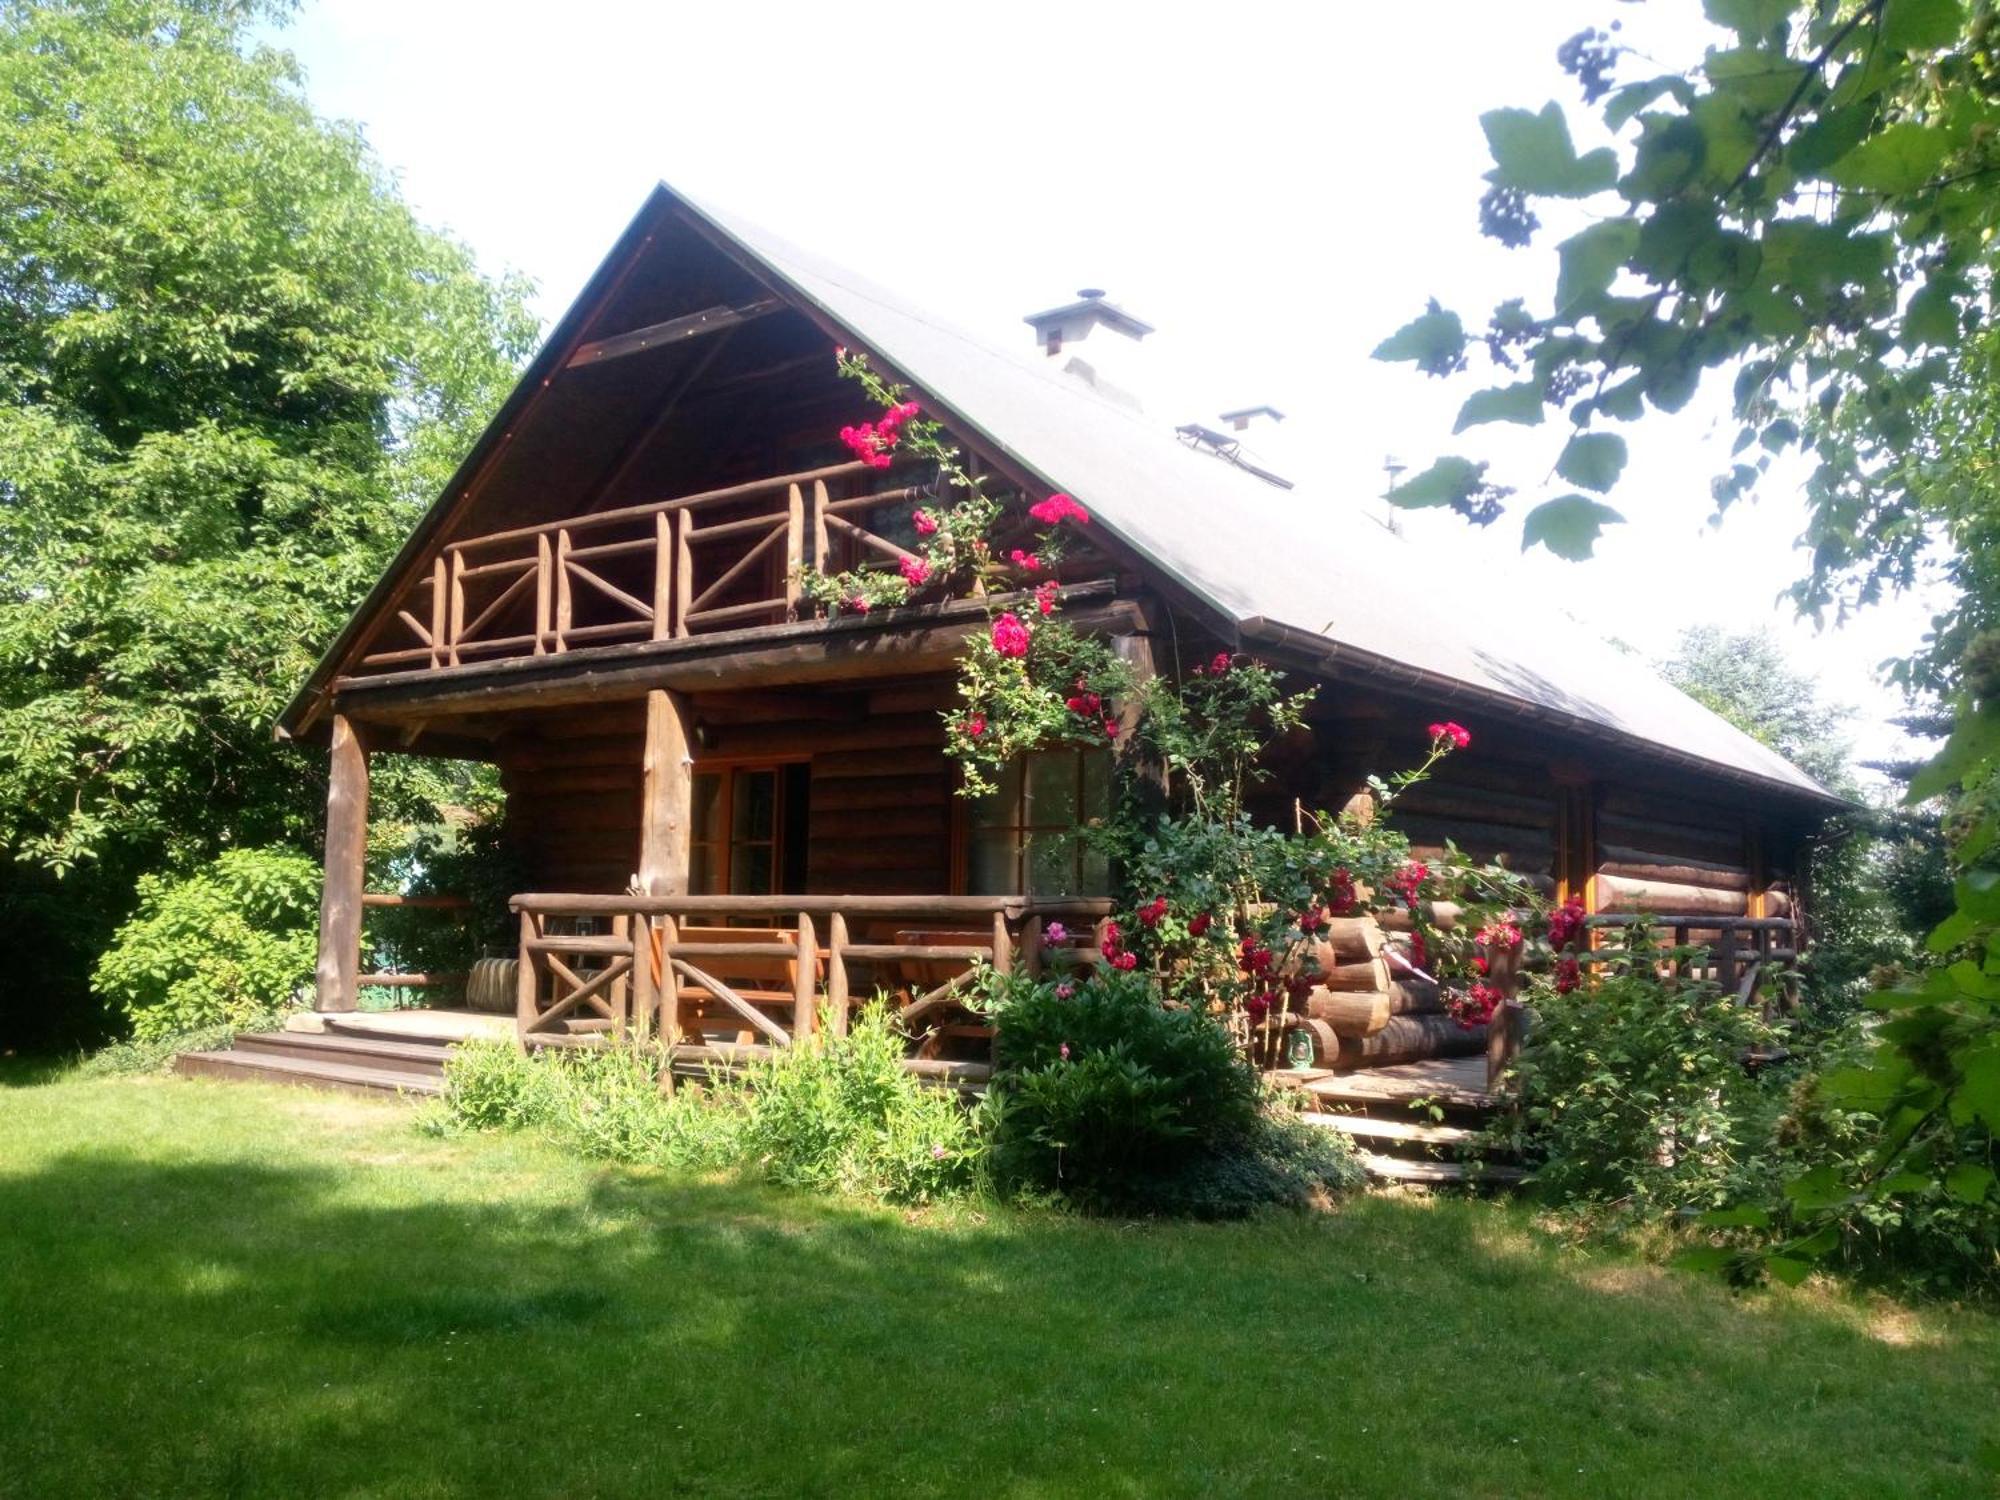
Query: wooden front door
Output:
[[688, 762, 810, 896]]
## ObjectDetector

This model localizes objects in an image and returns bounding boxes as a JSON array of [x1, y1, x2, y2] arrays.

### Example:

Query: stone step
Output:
[[233, 1030, 450, 1078], [173, 1047, 443, 1098]]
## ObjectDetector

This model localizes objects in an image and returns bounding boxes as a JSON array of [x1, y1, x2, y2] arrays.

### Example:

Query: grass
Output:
[[1, 1068, 1997, 1498]]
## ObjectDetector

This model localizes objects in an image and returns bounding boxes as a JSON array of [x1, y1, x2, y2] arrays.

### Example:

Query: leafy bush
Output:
[[1495, 947, 1787, 1218], [979, 968, 1349, 1214], [1112, 1104, 1365, 1219], [430, 1005, 974, 1204], [71, 1020, 245, 1078], [91, 847, 319, 1040]]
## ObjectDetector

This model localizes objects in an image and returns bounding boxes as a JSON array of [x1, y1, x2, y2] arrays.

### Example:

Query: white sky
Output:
[[277, 0, 1950, 777]]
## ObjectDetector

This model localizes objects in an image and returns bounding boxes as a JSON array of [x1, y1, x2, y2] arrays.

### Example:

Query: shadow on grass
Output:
[[0, 1137, 1994, 1499]]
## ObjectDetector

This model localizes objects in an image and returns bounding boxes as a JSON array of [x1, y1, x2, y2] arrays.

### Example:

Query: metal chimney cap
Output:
[[1077, 287, 1107, 300]]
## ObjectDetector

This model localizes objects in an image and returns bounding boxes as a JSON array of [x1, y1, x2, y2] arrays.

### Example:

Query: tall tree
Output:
[[1380, 0, 2000, 1275], [0, 0, 536, 1044]]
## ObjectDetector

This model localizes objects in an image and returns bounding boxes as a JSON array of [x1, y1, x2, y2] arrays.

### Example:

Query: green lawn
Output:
[[2, 1070, 1996, 1499]]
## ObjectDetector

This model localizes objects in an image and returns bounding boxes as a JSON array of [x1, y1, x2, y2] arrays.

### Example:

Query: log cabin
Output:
[[216, 181, 1842, 1109]]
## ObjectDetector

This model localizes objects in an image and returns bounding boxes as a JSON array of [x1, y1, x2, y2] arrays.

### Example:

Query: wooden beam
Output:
[[314, 715, 369, 1012], [637, 689, 693, 897], [565, 297, 784, 370]]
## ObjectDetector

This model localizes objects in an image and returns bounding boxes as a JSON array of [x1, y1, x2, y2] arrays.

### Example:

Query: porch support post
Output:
[[638, 688, 693, 897], [314, 713, 370, 1012], [635, 688, 692, 1040]]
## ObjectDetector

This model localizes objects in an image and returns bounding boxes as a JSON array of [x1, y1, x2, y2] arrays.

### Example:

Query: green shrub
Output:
[[72, 1020, 244, 1078], [91, 846, 319, 1040], [1496, 950, 1786, 1217], [431, 1005, 974, 1204], [1112, 1104, 1366, 1219], [980, 969, 1329, 1214]]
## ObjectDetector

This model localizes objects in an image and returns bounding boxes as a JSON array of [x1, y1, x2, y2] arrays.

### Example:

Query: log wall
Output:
[[1592, 786, 1753, 918], [497, 707, 648, 895]]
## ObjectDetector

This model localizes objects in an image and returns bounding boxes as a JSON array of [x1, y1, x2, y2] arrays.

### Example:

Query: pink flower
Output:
[[898, 554, 931, 587], [1111, 951, 1138, 971], [847, 594, 871, 614], [912, 509, 939, 537], [1210, 651, 1233, 675], [1034, 581, 1060, 616], [1028, 493, 1090, 526], [930, 1143, 947, 1159], [1477, 919, 1524, 952], [1554, 956, 1582, 994], [1388, 861, 1428, 909], [1009, 548, 1042, 572], [1045, 921, 1068, 943], [1101, 717, 1119, 740], [1059, 1041, 1071, 1060], [1427, 720, 1472, 750], [1450, 981, 1504, 1029], [1099, 921, 1122, 958], [963, 713, 986, 738], [1056, 982, 1074, 999], [991, 612, 1031, 659], [1547, 899, 1587, 951]]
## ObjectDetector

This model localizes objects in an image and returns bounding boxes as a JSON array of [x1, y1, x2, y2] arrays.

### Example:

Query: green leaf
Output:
[[1604, 76, 1694, 130], [1789, 105, 1876, 175], [1483, 102, 1619, 197], [1954, 1041, 2000, 1132], [1698, 1204, 1771, 1228], [1372, 305, 1466, 370], [1554, 220, 1640, 316], [1702, 0, 1794, 38], [1903, 276, 1961, 346], [1882, 0, 1964, 52], [1670, 1244, 1739, 1276], [1453, 380, 1546, 433], [1388, 456, 1483, 510], [1784, 1164, 1853, 1212], [1765, 1255, 1812, 1286], [1945, 1163, 1995, 1204], [1827, 122, 1954, 194], [1555, 431, 1629, 492], [1521, 494, 1624, 560]]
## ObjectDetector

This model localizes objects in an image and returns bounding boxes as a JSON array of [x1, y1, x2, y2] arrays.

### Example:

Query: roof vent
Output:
[[1219, 405, 1285, 432], [1024, 289, 1155, 357]]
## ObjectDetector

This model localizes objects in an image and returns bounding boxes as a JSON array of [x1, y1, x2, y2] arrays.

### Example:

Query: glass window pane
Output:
[[967, 758, 1022, 830], [691, 773, 725, 843], [733, 769, 777, 841], [966, 832, 1019, 895], [1026, 752, 1077, 831], [1027, 832, 1077, 897], [1079, 845, 1112, 897], [689, 845, 718, 896], [1081, 749, 1111, 819], [731, 843, 774, 896]]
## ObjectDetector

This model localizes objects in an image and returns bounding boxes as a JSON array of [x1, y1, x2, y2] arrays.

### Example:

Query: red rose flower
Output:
[[912, 509, 939, 537], [990, 612, 1031, 659], [1327, 868, 1357, 914], [1427, 720, 1472, 750], [898, 554, 931, 587], [963, 714, 986, 738], [1136, 897, 1169, 928], [1187, 913, 1212, 938], [1111, 951, 1138, 971], [1210, 651, 1233, 675], [1554, 956, 1582, 993], [1028, 493, 1090, 526], [1547, 899, 1587, 951]]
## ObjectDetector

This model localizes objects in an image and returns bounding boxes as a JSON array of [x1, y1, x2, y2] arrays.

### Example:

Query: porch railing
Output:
[[355, 458, 971, 674], [1585, 913, 1800, 1001], [509, 893, 1115, 1064]]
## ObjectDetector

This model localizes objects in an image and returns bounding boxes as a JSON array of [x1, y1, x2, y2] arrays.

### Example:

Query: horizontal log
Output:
[[356, 972, 465, 987], [1390, 784, 1556, 828], [1375, 902, 1464, 933], [812, 745, 951, 778], [1597, 857, 1751, 892], [525, 934, 634, 956], [1595, 873, 1748, 918], [360, 893, 471, 909], [1301, 988, 1390, 1037], [808, 842, 951, 874], [802, 868, 951, 895], [808, 778, 950, 814], [1595, 812, 1743, 867], [1317, 957, 1391, 993], [1317, 916, 1386, 965], [810, 807, 950, 843], [841, 943, 991, 962], [1336, 1012, 1488, 1070], [1394, 814, 1556, 856]]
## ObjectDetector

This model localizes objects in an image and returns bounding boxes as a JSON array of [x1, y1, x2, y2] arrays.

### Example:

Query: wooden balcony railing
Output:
[[509, 893, 1115, 1073], [1585, 913, 1800, 1001], [355, 458, 965, 674]]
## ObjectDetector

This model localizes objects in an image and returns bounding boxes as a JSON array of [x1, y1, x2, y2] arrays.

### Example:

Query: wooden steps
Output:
[[173, 1028, 449, 1098], [1275, 1057, 1520, 1188]]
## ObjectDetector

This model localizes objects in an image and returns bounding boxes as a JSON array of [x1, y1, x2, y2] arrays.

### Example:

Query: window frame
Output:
[[954, 746, 1112, 897], [687, 757, 805, 897]]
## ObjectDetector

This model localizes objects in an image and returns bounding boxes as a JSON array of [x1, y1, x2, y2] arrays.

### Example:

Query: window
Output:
[[964, 749, 1112, 896], [689, 764, 808, 895]]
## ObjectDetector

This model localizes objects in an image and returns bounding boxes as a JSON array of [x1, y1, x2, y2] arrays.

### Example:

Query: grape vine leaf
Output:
[[1521, 494, 1623, 560], [1554, 220, 1639, 315], [1882, 0, 1965, 52], [1481, 102, 1618, 197], [1371, 304, 1466, 373], [1827, 121, 1954, 195], [1453, 380, 1545, 433], [1555, 431, 1629, 492], [1387, 456, 1483, 509]]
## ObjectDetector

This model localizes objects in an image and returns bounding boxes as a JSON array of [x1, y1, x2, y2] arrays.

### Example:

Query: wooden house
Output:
[[241, 182, 1837, 1098]]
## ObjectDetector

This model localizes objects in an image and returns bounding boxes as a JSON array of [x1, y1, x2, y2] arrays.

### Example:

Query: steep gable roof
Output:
[[283, 183, 1837, 807]]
